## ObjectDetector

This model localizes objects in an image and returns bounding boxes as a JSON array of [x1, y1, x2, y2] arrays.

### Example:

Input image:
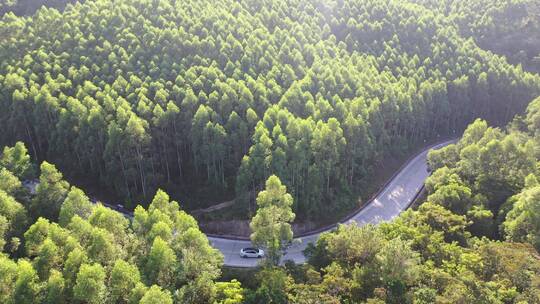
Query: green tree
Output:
[[215, 279, 244, 304], [110, 260, 141, 304], [466, 205, 494, 237], [44, 270, 65, 304], [139, 285, 173, 304], [176, 273, 216, 304], [376, 238, 420, 303], [145, 236, 177, 289], [0, 190, 27, 251], [250, 175, 295, 266], [31, 162, 69, 220], [58, 187, 93, 226], [311, 118, 346, 195], [62, 247, 88, 292], [427, 182, 473, 214], [0, 142, 34, 180], [13, 260, 41, 304], [0, 254, 18, 303], [33, 238, 61, 280], [73, 263, 106, 304], [0, 168, 25, 199], [250, 268, 292, 304], [503, 185, 540, 251], [326, 224, 383, 267], [416, 202, 470, 245]]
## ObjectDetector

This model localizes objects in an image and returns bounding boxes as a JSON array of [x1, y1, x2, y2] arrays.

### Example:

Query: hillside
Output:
[[1, 0, 540, 223], [0, 0, 79, 16], [0, 0, 540, 303], [412, 0, 540, 73]]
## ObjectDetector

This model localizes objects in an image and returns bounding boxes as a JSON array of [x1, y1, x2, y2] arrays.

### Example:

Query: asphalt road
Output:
[[21, 140, 453, 268], [209, 140, 453, 267]]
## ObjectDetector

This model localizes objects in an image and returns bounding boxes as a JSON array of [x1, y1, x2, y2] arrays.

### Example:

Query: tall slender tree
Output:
[[250, 175, 295, 266]]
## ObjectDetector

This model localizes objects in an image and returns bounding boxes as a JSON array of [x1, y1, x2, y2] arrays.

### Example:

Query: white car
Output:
[[240, 247, 264, 258]]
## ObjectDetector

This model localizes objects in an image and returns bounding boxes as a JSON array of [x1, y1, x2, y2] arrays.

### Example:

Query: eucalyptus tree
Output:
[[250, 175, 295, 266]]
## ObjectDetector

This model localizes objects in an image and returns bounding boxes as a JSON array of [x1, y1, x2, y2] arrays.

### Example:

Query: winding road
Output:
[[21, 140, 453, 268], [210, 140, 453, 267]]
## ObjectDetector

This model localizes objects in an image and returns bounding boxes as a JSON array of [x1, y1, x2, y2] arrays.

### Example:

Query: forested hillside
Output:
[[1, 122, 540, 302], [0, 143, 233, 303], [2, 99, 540, 302], [0, 0, 78, 16], [1, 0, 540, 222], [412, 0, 540, 73], [243, 96, 540, 303], [1, 0, 540, 303], [426, 96, 540, 250]]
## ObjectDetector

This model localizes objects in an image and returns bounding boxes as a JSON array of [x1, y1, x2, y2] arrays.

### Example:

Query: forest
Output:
[[1, 105, 539, 303], [0, 143, 229, 303], [410, 0, 540, 73], [1, 0, 540, 303], [0, 0, 81, 16], [1, 0, 540, 223]]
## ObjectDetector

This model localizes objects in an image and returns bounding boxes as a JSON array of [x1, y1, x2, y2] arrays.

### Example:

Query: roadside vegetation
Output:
[[2, 108, 540, 302], [0, 143, 231, 303]]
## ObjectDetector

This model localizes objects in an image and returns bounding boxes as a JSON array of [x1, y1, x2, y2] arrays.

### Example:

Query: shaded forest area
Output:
[[0, 0, 80, 16], [412, 0, 540, 73], [3, 96, 540, 302]]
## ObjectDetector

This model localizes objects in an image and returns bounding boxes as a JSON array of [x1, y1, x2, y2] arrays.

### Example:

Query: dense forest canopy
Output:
[[426, 96, 540, 250], [1, 134, 539, 303], [1, 0, 540, 222], [411, 0, 540, 73], [1, 0, 540, 303], [244, 97, 540, 303], [0, 144, 232, 303], [0, 0, 80, 16]]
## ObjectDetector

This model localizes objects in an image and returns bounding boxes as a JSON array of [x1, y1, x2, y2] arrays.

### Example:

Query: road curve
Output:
[[209, 140, 454, 267], [21, 140, 454, 268]]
